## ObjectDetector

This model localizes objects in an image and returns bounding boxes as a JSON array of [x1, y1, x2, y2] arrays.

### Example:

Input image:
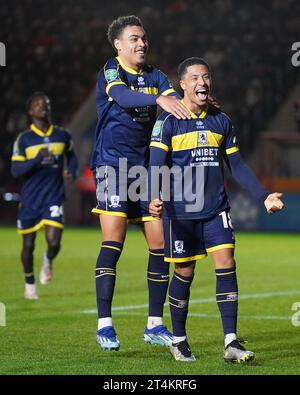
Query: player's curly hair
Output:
[[107, 15, 144, 51], [25, 91, 50, 114], [177, 57, 210, 79]]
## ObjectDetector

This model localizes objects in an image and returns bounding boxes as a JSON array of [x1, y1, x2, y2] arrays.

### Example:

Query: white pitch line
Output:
[[109, 311, 290, 321], [81, 289, 300, 315]]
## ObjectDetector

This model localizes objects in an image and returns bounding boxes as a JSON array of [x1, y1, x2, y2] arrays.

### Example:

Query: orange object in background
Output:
[[261, 177, 300, 193], [76, 165, 95, 193]]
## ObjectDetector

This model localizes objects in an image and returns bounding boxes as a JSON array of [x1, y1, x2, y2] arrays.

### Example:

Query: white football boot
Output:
[[39, 253, 53, 285], [24, 283, 39, 300]]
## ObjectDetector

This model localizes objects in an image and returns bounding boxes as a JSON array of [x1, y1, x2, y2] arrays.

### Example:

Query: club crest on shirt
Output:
[[174, 240, 185, 254], [105, 68, 118, 82], [198, 131, 208, 145], [109, 195, 121, 208]]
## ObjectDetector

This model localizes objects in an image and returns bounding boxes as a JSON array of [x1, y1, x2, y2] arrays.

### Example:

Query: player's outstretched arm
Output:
[[156, 95, 191, 120], [227, 151, 285, 214], [109, 84, 160, 108], [264, 192, 284, 214], [109, 84, 190, 119]]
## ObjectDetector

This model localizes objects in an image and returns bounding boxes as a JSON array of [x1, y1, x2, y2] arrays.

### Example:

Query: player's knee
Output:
[[175, 262, 195, 277], [100, 216, 127, 242], [146, 232, 164, 249], [23, 240, 35, 254], [216, 257, 235, 269], [47, 239, 61, 252], [149, 240, 164, 250]]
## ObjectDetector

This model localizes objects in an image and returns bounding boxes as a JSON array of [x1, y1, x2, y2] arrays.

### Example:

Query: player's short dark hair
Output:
[[107, 15, 144, 50], [177, 57, 210, 79], [25, 91, 49, 114]]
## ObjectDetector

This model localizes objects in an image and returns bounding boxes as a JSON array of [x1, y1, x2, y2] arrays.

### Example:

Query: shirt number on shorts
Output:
[[219, 211, 233, 229], [50, 205, 63, 218]]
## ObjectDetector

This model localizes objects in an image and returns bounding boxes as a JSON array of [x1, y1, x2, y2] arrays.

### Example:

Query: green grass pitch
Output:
[[0, 226, 299, 375]]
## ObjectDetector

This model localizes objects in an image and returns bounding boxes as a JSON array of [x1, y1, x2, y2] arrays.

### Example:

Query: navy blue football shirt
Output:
[[90, 56, 176, 169], [11, 124, 76, 210]]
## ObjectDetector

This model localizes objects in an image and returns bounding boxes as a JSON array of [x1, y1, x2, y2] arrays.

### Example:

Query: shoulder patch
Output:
[[152, 120, 163, 137], [12, 140, 20, 156], [105, 68, 118, 82]]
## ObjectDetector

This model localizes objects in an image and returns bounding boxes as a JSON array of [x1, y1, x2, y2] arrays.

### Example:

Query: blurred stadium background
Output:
[[1, 0, 300, 231]]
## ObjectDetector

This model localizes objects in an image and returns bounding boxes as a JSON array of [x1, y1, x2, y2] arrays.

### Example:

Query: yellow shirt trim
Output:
[[25, 143, 65, 160], [30, 123, 54, 137], [116, 56, 143, 75], [226, 147, 239, 155], [171, 130, 224, 152], [106, 81, 127, 95], [180, 100, 208, 119], [11, 155, 26, 161], [150, 141, 169, 152], [161, 88, 176, 96]]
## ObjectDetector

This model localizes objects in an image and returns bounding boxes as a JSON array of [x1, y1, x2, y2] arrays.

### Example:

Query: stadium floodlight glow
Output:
[[2, 192, 20, 202]]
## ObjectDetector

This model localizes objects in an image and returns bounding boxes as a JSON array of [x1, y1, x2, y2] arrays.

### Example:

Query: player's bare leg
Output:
[[45, 225, 62, 259], [22, 232, 38, 299], [142, 219, 164, 250], [96, 215, 127, 351], [141, 220, 173, 347], [211, 248, 255, 363], [100, 214, 127, 243], [40, 226, 62, 285], [168, 261, 196, 361]]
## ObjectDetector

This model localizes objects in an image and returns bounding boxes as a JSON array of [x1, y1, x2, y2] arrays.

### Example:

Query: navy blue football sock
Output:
[[147, 249, 169, 318], [215, 267, 238, 335], [95, 241, 123, 318], [169, 271, 194, 337], [24, 271, 35, 284]]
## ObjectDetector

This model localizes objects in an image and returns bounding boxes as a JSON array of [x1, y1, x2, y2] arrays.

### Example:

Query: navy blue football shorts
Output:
[[92, 165, 156, 223], [163, 210, 235, 263], [17, 203, 64, 234]]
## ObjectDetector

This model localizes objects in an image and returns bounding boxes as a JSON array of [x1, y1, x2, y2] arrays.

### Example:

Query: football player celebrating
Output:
[[90, 15, 193, 351], [149, 57, 284, 362]]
